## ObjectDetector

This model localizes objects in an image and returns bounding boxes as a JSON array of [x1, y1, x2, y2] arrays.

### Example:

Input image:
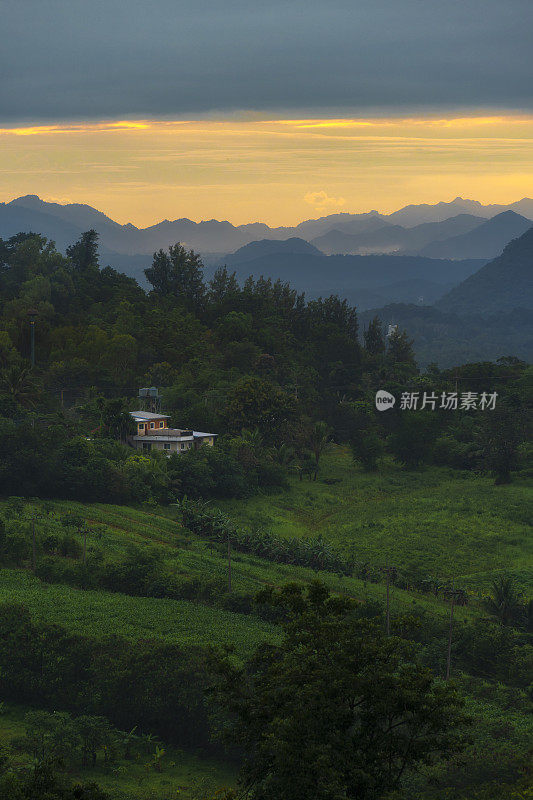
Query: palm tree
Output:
[[272, 442, 296, 467], [484, 576, 524, 626], [0, 362, 41, 407]]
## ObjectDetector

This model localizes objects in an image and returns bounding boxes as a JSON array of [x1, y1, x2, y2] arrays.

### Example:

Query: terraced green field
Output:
[[0, 448, 530, 665], [0, 495, 481, 626], [0, 450, 530, 799], [221, 448, 533, 591], [0, 569, 279, 657]]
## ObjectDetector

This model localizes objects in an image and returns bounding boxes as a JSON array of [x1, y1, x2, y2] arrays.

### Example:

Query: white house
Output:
[[129, 411, 216, 455]]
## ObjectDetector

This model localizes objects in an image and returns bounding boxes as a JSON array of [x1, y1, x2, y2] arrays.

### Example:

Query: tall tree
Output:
[[477, 405, 523, 484], [208, 266, 239, 305], [66, 230, 99, 272], [143, 248, 173, 294], [363, 315, 386, 356], [308, 420, 331, 478], [145, 243, 206, 312], [387, 326, 416, 365], [213, 583, 468, 800]]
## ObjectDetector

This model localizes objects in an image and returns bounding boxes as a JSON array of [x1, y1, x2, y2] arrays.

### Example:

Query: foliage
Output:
[[213, 583, 469, 800], [483, 576, 526, 626]]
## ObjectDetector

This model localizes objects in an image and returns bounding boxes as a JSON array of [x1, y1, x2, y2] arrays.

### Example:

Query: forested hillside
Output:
[[438, 224, 533, 315], [0, 228, 531, 800]]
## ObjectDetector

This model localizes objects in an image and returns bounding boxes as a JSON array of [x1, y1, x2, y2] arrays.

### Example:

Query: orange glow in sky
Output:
[[1, 114, 532, 226]]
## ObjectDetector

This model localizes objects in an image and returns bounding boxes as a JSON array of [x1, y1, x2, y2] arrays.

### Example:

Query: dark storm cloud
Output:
[[1, 0, 532, 122]]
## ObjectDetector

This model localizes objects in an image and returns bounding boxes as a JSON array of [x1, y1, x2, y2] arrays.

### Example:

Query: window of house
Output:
[[142, 442, 151, 451], [164, 443, 171, 450], [150, 422, 155, 429], [138, 423, 144, 430]]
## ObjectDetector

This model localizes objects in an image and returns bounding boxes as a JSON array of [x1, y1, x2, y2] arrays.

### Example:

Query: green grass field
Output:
[[221, 448, 533, 591], [0, 449, 531, 799], [0, 569, 279, 657], [0, 703, 235, 799], [1, 484, 488, 633]]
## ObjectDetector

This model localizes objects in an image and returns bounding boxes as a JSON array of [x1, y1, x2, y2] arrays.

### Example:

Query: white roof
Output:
[[193, 431, 217, 437], [130, 411, 169, 421]]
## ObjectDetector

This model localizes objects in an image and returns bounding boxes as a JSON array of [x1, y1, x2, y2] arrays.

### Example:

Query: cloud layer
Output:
[[2, 0, 532, 122], [1, 116, 532, 226]]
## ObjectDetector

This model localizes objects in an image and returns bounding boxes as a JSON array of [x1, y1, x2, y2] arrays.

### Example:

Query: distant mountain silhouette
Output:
[[387, 196, 533, 227], [311, 225, 407, 255], [3, 194, 532, 257], [397, 214, 487, 253], [222, 237, 323, 265], [311, 214, 486, 255], [9, 194, 124, 232], [0, 202, 91, 253], [209, 251, 484, 305], [419, 211, 532, 260], [437, 224, 533, 315]]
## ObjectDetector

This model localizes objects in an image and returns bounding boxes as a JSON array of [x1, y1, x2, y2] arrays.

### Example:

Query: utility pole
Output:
[[385, 565, 391, 636], [381, 562, 394, 635], [28, 310, 38, 367], [446, 578, 456, 681], [82, 525, 87, 566], [32, 515, 37, 571], [227, 532, 232, 593]]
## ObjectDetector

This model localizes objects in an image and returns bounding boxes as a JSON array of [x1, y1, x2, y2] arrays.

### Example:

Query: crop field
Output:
[[0, 569, 280, 657], [0, 451, 530, 800], [0, 496, 483, 625], [221, 448, 533, 592]]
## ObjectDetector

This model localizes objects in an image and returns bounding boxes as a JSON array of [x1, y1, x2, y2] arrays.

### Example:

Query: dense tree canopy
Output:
[[213, 583, 469, 800], [0, 230, 529, 503]]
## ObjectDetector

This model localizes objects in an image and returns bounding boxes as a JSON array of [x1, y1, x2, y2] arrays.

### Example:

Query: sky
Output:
[[1, 0, 532, 226]]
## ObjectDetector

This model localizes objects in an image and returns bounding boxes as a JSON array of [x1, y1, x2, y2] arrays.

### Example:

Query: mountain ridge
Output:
[[3, 194, 533, 257], [436, 224, 533, 315], [418, 211, 533, 260]]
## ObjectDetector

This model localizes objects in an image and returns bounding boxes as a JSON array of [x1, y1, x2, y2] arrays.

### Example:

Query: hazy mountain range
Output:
[[310, 211, 532, 259], [218, 242, 484, 308], [2, 194, 532, 260], [359, 226, 533, 365]]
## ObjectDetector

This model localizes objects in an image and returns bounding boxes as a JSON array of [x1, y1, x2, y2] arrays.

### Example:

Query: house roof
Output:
[[130, 411, 169, 421], [133, 434, 194, 442], [133, 427, 194, 441], [132, 429, 217, 442]]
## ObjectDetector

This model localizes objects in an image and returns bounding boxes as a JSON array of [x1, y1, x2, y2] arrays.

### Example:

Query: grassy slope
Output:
[[0, 452, 531, 798], [0, 495, 484, 629], [0, 569, 279, 657], [221, 448, 533, 591]]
